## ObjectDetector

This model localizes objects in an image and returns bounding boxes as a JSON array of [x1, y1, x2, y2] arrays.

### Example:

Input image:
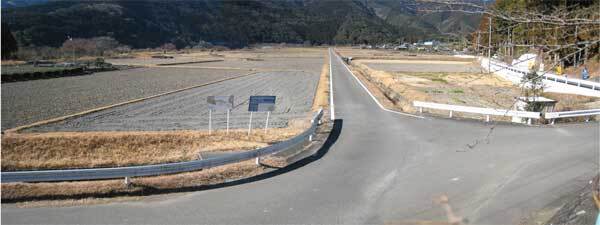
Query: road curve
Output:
[[2, 49, 598, 225]]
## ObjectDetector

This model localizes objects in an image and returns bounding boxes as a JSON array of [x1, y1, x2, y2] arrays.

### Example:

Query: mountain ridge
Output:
[[1, 0, 481, 49]]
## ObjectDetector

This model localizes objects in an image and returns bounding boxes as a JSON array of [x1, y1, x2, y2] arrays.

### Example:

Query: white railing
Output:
[[413, 101, 540, 124], [544, 108, 600, 124], [483, 58, 600, 91]]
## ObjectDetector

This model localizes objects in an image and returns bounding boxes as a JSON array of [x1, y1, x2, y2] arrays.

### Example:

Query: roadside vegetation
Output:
[[2, 160, 264, 204], [1, 127, 304, 171]]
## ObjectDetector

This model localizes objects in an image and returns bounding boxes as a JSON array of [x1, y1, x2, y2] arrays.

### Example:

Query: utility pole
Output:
[[488, 15, 492, 73]]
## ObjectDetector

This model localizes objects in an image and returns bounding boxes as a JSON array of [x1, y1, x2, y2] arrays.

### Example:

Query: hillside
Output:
[[2, 0, 399, 48], [1, 0, 481, 49], [366, 0, 482, 41]]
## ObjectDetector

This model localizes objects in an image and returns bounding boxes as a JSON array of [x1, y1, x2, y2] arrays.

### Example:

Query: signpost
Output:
[[248, 96, 276, 135], [207, 95, 234, 134]]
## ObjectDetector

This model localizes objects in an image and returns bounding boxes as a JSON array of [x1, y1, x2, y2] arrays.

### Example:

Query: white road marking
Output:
[[451, 177, 460, 182], [328, 48, 335, 121], [332, 49, 423, 119]]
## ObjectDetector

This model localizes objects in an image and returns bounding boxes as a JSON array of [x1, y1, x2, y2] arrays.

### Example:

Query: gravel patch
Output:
[[25, 71, 319, 132], [1, 68, 248, 130]]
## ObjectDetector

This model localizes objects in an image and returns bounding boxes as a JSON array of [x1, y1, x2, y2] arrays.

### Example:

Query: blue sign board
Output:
[[248, 96, 276, 112]]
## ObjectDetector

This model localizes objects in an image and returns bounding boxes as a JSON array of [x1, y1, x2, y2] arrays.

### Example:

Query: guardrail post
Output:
[[309, 134, 313, 141], [551, 119, 555, 125], [527, 118, 532, 125], [124, 176, 131, 187], [449, 110, 453, 118], [419, 107, 423, 114], [255, 157, 260, 165], [486, 115, 490, 122]]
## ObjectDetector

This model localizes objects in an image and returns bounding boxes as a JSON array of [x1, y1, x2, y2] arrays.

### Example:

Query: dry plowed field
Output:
[[24, 71, 319, 132], [358, 59, 483, 73], [183, 57, 324, 73], [1, 67, 248, 130]]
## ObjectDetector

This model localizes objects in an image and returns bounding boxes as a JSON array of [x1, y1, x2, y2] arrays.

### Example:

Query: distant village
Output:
[[354, 40, 464, 54]]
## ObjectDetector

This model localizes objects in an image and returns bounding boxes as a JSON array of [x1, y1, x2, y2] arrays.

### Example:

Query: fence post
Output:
[[551, 119, 555, 125], [124, 176, 131, 187], [449, 110, 453, 118], [419, 107, 423, 114], [486, 115, 490, 122], [527, 118, 532, 125]]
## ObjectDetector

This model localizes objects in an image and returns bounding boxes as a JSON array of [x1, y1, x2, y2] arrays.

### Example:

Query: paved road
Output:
[[3, 49, 599, 224]]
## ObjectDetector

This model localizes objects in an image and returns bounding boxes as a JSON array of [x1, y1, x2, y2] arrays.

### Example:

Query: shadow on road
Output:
[[5, 119, 343, 203]]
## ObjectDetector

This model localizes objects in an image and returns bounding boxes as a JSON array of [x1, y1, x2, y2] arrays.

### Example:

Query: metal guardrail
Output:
[[544, 108, 600, 124], [1, 109, 324, 183], [488, 60, 600, 91], [413, 101, 540, 124]]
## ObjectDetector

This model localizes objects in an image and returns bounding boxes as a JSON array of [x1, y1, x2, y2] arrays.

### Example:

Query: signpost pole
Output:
[[264, 111, 270, 134], [226, 109, 230, 134], [248, 112, 253, 135], [208, 109, 212, 135]]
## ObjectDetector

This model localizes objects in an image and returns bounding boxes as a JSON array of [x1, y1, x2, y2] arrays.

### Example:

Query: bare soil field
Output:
[[182, 57, 324, 73], [350, 61, 519, 113], [106, 58, 223, 66], [1, 67, 248, 130], [335, 47, 473, 61], [357, 59, 483, 73], [23, 71, 319, 132], [109, 48, 326, 73]]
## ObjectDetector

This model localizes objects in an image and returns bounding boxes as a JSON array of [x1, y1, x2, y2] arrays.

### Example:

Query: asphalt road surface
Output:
[[2, 49, 598, 225]]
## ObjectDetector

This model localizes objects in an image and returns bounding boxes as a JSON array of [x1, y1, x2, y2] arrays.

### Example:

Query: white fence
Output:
[[414, 101, 600, 125], [544, 109, 600, 124], [480, 57, 600, 97], [413, 101, 540, 124]]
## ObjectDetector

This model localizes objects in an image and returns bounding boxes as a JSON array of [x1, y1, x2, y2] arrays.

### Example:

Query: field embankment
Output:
[[1, 127, 304, 171]]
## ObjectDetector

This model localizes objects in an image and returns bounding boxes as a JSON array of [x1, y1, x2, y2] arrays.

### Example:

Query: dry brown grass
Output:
[[312, 53, 330, 112], [1, 159, 263, 203], [349, 60, 521, 121], [1, 128, 303, 171]]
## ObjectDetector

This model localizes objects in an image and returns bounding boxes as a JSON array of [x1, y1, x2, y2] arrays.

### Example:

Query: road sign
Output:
[[248, 96, 276, 112], [207, 95, 234, 111]]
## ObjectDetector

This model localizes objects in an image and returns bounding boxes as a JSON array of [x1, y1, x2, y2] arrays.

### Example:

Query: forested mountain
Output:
[[1, 0, 48, 9], [1, 0, 481, 49], [366, 0, 482, 41]]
